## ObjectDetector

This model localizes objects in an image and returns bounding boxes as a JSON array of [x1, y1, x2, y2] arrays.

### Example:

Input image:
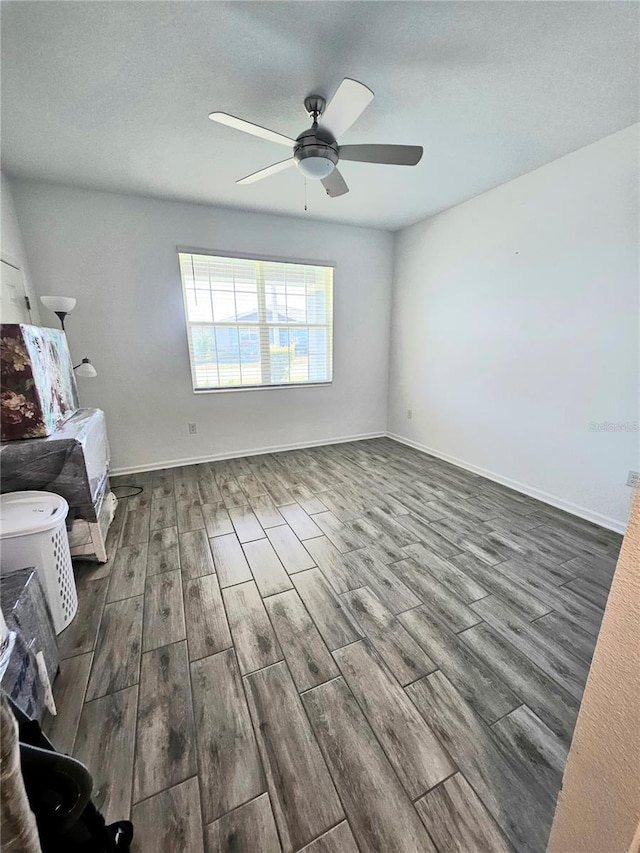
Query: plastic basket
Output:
[[0, 492, 77, 634]]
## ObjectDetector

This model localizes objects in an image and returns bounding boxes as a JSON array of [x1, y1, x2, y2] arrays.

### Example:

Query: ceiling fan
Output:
[[209, 78, 423, 198]]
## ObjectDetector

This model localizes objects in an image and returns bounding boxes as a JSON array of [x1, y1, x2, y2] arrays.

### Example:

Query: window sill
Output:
[[192, 381, 333, 395]]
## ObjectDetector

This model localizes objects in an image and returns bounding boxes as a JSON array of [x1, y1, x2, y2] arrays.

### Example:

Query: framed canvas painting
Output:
[[1, 324, 79, 441]]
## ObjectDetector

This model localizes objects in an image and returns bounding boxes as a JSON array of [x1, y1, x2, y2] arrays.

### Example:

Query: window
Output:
[[178, 252, 334, 391]]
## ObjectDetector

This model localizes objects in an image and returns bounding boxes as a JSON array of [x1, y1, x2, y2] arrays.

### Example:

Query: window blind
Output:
[[178, 252, 334, 391]]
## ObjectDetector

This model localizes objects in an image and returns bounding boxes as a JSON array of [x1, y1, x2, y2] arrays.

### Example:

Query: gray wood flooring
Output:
[[46, 437, 621, 852]]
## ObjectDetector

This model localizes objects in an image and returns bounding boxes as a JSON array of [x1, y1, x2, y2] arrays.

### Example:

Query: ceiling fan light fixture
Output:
[[295, 154, 336, 180]]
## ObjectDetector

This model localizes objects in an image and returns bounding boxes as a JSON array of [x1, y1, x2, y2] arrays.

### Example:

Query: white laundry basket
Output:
[[0, 491, 77, 634]]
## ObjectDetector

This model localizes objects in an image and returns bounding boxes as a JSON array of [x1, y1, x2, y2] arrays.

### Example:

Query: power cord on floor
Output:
[[110, 485, 143, 500]]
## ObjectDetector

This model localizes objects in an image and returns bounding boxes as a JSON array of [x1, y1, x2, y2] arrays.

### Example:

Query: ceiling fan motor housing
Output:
[[294, 125, 339, 179]]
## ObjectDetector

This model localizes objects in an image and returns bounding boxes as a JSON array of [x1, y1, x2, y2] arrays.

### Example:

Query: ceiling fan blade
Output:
[[339, 144, 423, 166], [237, 158, 295, 185], [209, 112, 294, 147], [319, 79, 374, 139], [322, 168, 349, 198]]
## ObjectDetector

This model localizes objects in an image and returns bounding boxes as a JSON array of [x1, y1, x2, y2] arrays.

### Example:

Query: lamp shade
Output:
[[74, 358, 97, 378], [40, 296, 77, 314]]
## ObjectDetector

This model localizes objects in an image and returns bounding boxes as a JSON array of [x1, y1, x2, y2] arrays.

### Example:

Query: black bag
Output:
[[8, 697, 134, 852]]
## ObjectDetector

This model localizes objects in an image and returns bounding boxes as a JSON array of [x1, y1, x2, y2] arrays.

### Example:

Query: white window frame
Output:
[[177, 248, 335, 394]]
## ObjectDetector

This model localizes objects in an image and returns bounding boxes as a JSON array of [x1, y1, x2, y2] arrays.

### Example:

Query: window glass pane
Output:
[[264, 284, 285, 322], [264, 263, 286, 289], [180, 265, 194, 289], [211, 290, 236, 322], [269, 328, 292, 384], [190, 327, 219, 389], [235, 290, 259, 322], [191, 326, 216, 363], [290, 327, 309, 382], [308, 328, 329, 382], [285, 288, 306, 323], [231, 259, 258, 291], [290, 327, 308, 355], [307, 284, 328, 323], [186, 288, 213, 322], [284, 265, 306, 286], [207, 273, 235, 292], [284, 267, 306, 324], [216, 327, 242, 386], [238, 327, 261, 385], [207, 259, 249, 290], [264, 261, 287, 325]]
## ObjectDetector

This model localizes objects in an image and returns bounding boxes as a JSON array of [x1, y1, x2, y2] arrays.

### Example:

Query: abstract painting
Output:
[[1, 324, 79, 441]]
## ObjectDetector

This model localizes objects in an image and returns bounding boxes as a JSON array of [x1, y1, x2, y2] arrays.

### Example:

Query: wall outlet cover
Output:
[[626, 470, 639, 487], [188, 423, 198, 435]]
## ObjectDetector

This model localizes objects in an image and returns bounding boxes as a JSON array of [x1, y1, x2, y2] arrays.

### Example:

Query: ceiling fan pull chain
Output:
[[304, 178, 308, 212]]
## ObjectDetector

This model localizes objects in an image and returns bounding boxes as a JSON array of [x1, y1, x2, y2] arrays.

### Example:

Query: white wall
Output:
[[1, 172, 40, 323], [388, 125, 639, 531], [11, 182, 393, 471]]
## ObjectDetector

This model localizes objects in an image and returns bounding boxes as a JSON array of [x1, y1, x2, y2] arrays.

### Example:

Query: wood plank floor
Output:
[[46, 438, 622, 852]]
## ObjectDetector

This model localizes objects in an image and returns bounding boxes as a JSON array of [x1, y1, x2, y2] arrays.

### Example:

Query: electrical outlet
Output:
[[188, 423, 198, 435], [626, 470, 639, 487], [407, 409, 413, 420]]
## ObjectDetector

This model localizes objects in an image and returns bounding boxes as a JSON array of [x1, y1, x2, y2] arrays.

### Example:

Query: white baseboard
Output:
[[387, 432, 627, 535], [110, 431, 386, 476]]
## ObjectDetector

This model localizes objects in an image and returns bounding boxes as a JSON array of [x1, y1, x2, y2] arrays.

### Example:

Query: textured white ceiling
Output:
[[2, 1, 638, 230]]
